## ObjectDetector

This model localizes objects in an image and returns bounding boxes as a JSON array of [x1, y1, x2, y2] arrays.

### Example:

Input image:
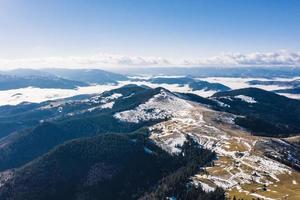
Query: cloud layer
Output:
[[0, 50, 299, 69], [184, 51, 300, 66]]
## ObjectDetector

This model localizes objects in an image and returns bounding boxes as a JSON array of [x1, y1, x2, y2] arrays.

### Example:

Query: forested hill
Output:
[[0, 134, 224, 200], [0, 85, 163, 171], [211, 88, 300, 137]]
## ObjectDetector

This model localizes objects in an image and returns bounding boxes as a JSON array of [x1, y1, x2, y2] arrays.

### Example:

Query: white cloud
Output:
[[0, 50, 300, 70], [0, 53, 172, 70], [184, 50, 300, 66]]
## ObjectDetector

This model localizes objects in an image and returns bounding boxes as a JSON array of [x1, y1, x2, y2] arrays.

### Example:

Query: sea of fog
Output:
[[1, 77, 299, 106]]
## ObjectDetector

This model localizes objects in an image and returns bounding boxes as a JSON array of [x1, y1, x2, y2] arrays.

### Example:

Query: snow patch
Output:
[[103, 93, 123, 101], [235, 95, 257, 103], [214, 100, 230, 108], [198, 182, 215, 192], [100, 102, 114, 109], [164, 134, 187, 153], [166, 197, 176, 200]]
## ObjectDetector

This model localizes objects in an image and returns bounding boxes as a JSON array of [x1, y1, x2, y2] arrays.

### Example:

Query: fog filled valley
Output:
[[0, 68, 299, 200], [1, 68, 300, 106]]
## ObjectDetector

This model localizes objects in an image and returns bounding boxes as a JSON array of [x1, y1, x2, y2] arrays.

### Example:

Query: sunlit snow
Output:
[[114, 89, 193, 123], [234, 95, 257, 103]]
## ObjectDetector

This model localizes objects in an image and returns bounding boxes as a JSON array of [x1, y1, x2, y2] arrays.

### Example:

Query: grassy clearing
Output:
[[207, 165, 232, 177], [225, 138, 249, 152], [227, 172, 300, 200]]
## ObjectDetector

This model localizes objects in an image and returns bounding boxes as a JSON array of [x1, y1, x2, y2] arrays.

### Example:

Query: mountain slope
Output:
[[0, 68, 129, 90], [211, 88, 300, 136], [0, 134, 222, 200], [43, 68, 128, 84], [0, 84, 151, 139], [0, 134, 176, 200], [149, 77, 230, 91], [0, 85, 176, 171], [248, 79, 300, 88], [1, 69, 54, 77], [0, 74, 88, 90], [248, 79, 300, 95], [274, 87, 300, 94], [146, 92, 300, 199]]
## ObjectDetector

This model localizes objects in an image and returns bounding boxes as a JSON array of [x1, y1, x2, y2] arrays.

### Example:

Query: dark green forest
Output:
[[0, 133, 224, 200]]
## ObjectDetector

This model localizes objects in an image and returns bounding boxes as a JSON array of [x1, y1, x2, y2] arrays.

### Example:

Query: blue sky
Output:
[[0, 0, 300, 68]]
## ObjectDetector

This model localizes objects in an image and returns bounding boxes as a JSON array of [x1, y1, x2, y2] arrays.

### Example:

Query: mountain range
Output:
[[0, 69, 128, 90], [0, 67, 300, 200], [114, 66, 300, 78], [0, 82, 299, 199], [248, 79, 300, 94], [145, 77, 230, 91]]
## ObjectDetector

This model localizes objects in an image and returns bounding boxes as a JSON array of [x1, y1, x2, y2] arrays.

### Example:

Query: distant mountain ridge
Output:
[[115, 66, 300, 78], [149, 77, 230, 91], [43, 68, 128, 84], [0, 68, 129, 90], [248, 79, 300, 88], [0, 73, 88, 90], [0, 69, 54, 78], [248, 79, 300, 94], [274, 87, 300, 94]]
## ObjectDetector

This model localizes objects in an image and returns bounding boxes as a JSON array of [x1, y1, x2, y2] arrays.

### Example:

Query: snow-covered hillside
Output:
[[114, 89, 193, 123], [125, 93, 300, 199]]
